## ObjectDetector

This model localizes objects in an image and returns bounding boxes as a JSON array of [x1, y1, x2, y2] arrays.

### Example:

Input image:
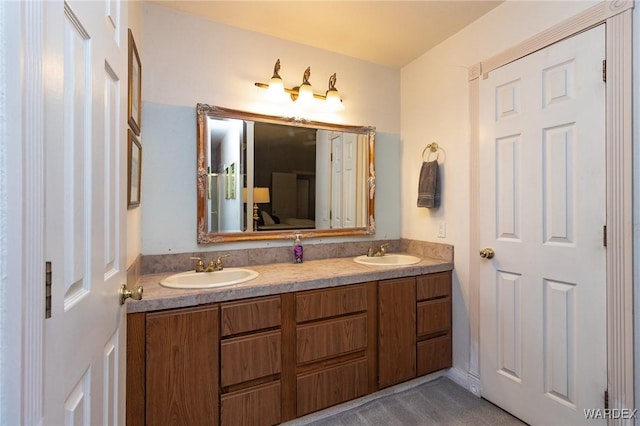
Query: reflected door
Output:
[[209, 174, 220, 233]]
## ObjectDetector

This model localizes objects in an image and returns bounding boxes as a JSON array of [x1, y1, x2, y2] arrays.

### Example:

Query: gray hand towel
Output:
[[417, 160, 440, 208]]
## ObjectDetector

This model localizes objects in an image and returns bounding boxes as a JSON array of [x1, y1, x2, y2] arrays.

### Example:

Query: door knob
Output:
[[479, 248, 495, 259], [119, 284, 143, 305]]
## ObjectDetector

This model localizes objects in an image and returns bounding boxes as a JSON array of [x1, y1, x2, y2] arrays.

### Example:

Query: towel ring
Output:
[[422, 142, 440, 162]]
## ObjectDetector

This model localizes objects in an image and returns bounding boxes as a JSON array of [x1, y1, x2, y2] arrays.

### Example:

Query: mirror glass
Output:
[[197, 104, 376, 243]]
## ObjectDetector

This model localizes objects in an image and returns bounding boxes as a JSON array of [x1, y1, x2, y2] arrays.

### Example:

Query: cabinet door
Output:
[[221, 296, 281, 336], [417, 334, 452, 376], [296, 358, 368, 417], [378, 277, 416, 388], [416, 271, 451, 301], [221, 330, 281, 387], [296, 314, 367, 364], [295, 284, 367, 322], [146, 305, 219, 426], [417, 298, 451, 337], [221, 382, 281, 426]]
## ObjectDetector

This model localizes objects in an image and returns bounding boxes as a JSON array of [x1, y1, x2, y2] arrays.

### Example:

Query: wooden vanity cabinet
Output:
[[378, 271, 452, 388], [416, 272, 452, 375], [292, 282, 377, 417], [378, 277, 417, 388], [126, 271, 452, 425], [220, 296, 282, 426], [127, 304, 220, 426]]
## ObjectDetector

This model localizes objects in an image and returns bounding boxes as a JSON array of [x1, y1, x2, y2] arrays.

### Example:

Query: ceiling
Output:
[[148, 1, 503, 68]]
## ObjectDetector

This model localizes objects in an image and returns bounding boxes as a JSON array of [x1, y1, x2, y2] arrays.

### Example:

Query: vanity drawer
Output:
[[416, 271, 451, 301], [296, 314, 367, 364], [417, 334, 452, 375], [221, 330, 281, 387], [296, 284, 368, 323], [296, 358, 368, 417], [221, 296, 281, 336], [417, 298, 451, 338], [221, 381, 281, 426]]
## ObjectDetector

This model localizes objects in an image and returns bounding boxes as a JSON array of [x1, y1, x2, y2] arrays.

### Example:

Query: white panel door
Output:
[[341, 132, 357, 228], [329, 131, 357, 228], [479, 26, 606, 425], [315, 130, 331, 229], [330, 132, 343, 228], [44, 1, 127, 425]]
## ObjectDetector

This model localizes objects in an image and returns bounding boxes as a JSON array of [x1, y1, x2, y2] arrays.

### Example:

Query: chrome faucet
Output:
[[366, 243, 388, 257], [190, 254, 231, 272]]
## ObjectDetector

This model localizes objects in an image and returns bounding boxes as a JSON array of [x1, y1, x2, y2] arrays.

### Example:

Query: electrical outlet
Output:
[[437, 221, 446, 238]]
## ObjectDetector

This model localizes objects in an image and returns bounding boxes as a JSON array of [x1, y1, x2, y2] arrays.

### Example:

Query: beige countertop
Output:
[[126, 253, 453, 314]]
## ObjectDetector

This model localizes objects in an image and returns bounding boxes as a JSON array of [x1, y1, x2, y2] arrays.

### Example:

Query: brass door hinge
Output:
[[45, 261, 52, 319], [602, 60, 606, 83]]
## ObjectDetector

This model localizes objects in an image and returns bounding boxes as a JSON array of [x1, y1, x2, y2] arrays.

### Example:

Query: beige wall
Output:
[[141, 4, 400, 133], [400, 0, 598, 380]]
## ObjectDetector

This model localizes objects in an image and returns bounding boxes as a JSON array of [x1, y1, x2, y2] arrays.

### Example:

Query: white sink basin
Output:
[[159, 268, 259, 289], [353, 254, 422, 266]]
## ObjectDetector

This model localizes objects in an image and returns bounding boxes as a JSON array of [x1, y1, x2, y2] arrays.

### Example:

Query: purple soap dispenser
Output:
[[293, 233, 304, 263]]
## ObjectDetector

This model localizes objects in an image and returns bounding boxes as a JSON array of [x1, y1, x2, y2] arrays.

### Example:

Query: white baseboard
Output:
[[445, 367, 470, 392], [467, 371, 482, 397], [444, 367, 482, 397]]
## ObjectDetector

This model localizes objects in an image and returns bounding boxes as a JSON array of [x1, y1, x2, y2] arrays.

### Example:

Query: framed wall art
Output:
[[128, 29, 142, 135], [128, 129, 142, 208]]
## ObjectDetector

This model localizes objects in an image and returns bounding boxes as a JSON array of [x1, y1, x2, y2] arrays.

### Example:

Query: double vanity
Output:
[[125, 106, 453, 425], [125, 245, 453, 426]]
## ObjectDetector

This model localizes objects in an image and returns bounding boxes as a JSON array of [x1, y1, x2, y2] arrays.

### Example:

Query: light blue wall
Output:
[[141, 102, 401, 255]]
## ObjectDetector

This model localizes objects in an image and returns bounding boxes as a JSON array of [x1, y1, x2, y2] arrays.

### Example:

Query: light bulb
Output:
[[297, 82, 314, 103], [266, 76, 285, 100], [325, 88, 343, 110]]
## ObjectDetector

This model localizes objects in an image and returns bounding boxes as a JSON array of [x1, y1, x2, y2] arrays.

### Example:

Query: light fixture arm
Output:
[[272, 59, 281, 79], [328, 73, 337, 90], [302, 67, 311, 85]]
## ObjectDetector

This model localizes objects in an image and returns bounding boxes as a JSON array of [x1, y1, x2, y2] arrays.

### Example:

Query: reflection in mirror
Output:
[[197, 105, 376, 243]]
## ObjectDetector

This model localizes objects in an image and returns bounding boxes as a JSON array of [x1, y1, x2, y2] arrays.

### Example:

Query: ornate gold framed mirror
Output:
[[196, 104, 376, 243]]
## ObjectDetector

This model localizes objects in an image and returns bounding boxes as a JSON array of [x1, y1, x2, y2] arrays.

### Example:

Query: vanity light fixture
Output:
[[254, 59, 343, 109], [325, 73, 344, 110], [265, 59, 285, 99], [296, 67, 314, 104]]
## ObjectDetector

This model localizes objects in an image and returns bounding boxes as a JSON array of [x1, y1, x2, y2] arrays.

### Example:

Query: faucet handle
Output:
[[190, 256, 205, 272], [216, 253, 231, 262], [214, 253, 232, 270]]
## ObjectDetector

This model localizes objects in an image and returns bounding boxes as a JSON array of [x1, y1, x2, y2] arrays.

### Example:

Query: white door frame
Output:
[[1, 1, 29, 425], [2, 1, 46, 425], [468, 0, 634, 413]]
